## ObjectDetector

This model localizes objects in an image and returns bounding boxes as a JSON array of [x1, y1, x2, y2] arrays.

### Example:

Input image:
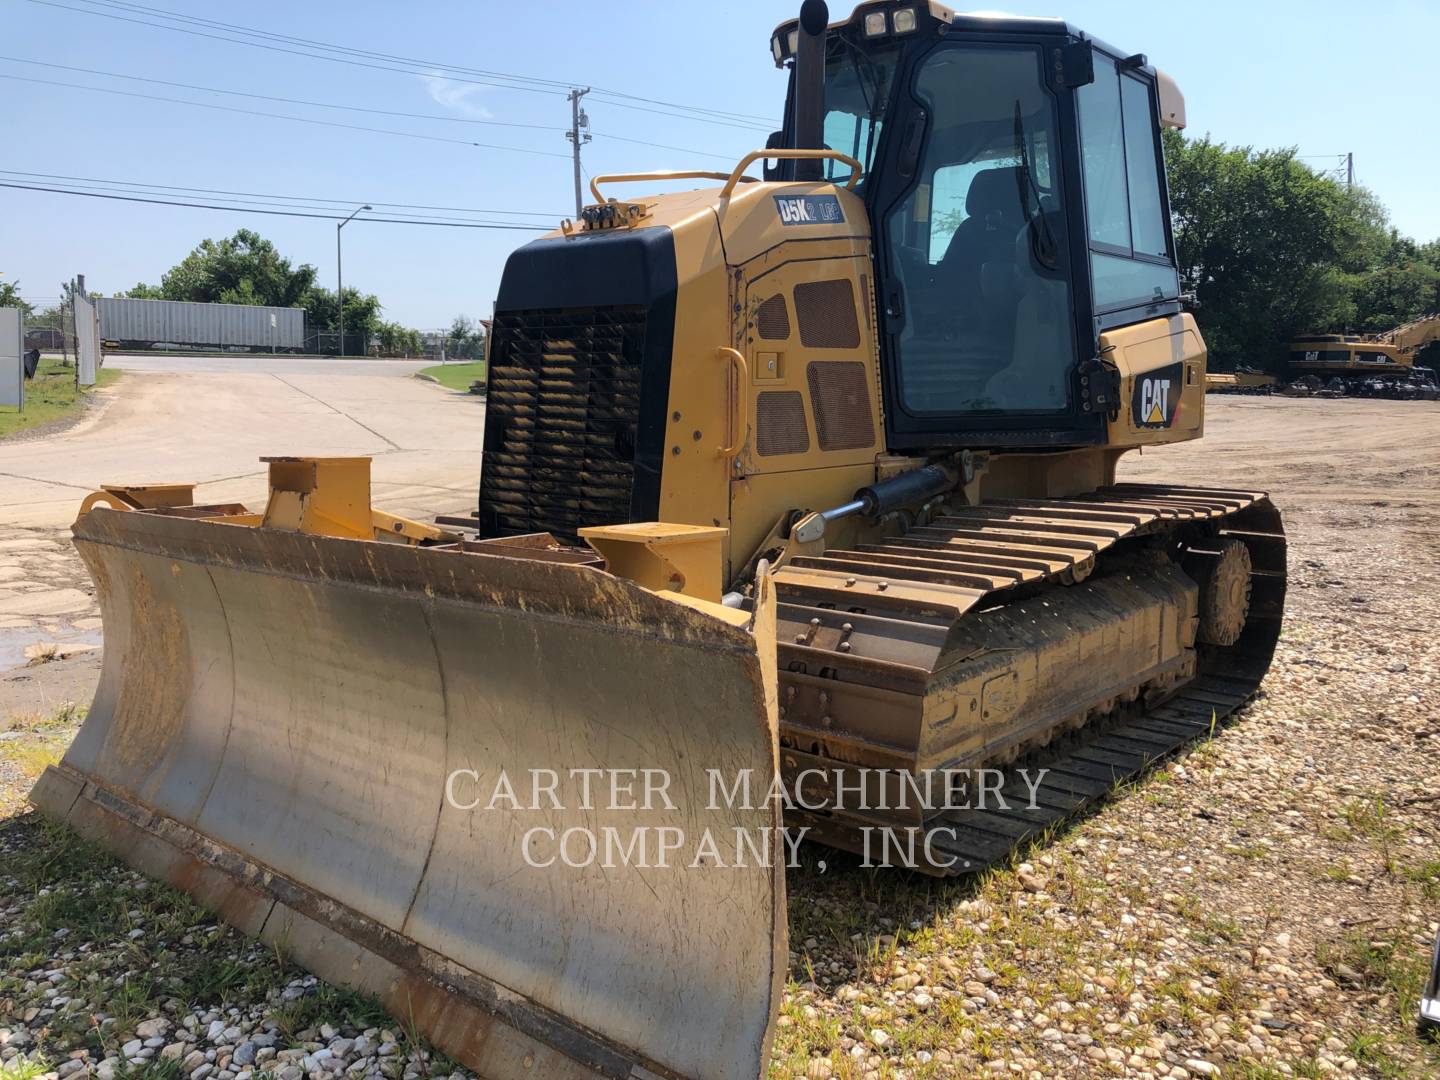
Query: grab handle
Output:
[[716, 347, 749, 461]]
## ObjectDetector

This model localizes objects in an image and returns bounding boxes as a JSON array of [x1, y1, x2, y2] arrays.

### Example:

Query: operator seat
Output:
[[922, 166, 1026, 405], [936, 165, 1026, 314]]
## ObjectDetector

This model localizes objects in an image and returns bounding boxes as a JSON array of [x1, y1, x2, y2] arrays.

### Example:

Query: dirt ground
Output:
[[2, 394, 1438, 1079]]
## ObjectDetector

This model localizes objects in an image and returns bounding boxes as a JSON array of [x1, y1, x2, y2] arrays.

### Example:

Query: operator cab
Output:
[[771, 1, 1187, 448]]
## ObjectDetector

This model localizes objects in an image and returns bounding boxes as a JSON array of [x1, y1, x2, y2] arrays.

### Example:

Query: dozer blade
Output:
[[31, 507, 785, 1080]]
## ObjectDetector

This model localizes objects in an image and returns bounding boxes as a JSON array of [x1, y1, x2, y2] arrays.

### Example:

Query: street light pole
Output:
[[336, 204, 371, 356]]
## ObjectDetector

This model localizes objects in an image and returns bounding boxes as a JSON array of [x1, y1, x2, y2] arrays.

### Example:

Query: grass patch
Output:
[[418, 361, 485, 391], [1317, 932, 1432, 1029], [1399, 859, 1440, 902], [0, 738, 64, 780], [1346, 1031, 1409, 1078], [0, 357, 121, 440], [0, 704, 81, 784]]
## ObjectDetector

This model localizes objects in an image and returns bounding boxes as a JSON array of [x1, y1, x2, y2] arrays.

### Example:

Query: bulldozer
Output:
[[31, 3, 1287, 1078]]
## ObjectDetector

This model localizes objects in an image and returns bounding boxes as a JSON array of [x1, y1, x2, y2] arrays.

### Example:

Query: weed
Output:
[[0, 1054, 53, 1080]]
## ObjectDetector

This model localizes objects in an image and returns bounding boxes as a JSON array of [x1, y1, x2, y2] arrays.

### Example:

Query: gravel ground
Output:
[[2, 396, 1438, 1080]]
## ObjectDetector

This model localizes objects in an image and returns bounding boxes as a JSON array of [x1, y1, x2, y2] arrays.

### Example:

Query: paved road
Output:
[[0, 364, 484, 528], [1, 363, 485, 709], [102, 354, 441, 376]]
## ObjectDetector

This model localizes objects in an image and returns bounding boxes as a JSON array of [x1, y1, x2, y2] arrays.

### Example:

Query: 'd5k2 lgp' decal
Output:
[[773, 194, 844, 226]]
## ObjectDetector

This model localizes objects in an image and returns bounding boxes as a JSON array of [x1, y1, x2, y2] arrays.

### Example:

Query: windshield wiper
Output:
[[1012, 100, 1059, 270]]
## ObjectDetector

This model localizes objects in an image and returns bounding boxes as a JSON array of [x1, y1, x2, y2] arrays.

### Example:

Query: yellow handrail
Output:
[[588, 171, 756, 205], [716, 348, 749, 462], [588, 149, 864, 207], [721, 149, 864, 198]]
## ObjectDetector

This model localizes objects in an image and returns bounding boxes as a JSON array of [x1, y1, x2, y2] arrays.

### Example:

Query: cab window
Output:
[[1077, 54, 1178, 311], [820, 43, 901, 184], [882, 43, 1075, 415]]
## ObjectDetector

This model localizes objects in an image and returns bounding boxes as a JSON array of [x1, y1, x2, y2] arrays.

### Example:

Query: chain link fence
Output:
[[22, 308, 73, 356]]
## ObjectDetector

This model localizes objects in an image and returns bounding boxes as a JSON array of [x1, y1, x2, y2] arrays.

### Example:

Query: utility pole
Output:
[[566, 88, 592, 218], [1345, 152, 1354, 189]]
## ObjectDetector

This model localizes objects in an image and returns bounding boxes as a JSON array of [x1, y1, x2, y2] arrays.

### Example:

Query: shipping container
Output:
[[97, 297, 306, 352]]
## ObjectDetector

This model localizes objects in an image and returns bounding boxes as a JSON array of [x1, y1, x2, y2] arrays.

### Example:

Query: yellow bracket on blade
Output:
[[579, 522, 728, 602], [77, 483, 198, 516], [77, 457, 459, 546]]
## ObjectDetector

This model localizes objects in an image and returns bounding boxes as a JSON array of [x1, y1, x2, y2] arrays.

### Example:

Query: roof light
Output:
[[892, 7, 918, 32], [863, 10, 888, 36]]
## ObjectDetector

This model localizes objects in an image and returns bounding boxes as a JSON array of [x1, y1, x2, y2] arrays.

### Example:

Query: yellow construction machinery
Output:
[[1387, 311, 1440, 359], [1283, 321, 1440, 399], [1205, 369, 1278, 393], [32, 4, 1288, 1078]]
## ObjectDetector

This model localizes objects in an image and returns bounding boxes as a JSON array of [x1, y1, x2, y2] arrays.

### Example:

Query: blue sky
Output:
[[3, 0, 1437, 328]]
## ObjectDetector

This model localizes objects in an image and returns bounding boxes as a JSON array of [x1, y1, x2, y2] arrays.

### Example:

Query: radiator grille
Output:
[[794, 278, 860, 349], [807, 361, 875, 451], [756, 391, 810, 456], [756, 294, 791, 340], [479, 306, 646, 541]]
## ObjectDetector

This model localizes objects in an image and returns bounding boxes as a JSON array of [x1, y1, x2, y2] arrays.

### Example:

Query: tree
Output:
[[126, 229, 394, 352], [1163, 130, 1440, 369], [1163, 130, 1356, 370], [375, 321, 424, 357], [119, 282, 165, 300], [1345, 232, 1440, 334], [446, 315, 486, 360], [305, 286, 382, 350], [129, 229, 317, 308], [0, 280, 34, 315]]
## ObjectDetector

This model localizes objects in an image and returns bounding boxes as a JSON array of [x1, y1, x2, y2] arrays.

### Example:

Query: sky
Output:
[[3, 0, 1438, 328]]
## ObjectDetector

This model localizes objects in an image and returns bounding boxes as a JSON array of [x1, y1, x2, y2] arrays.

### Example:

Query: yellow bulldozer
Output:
[[31, 3, 1288, 1078]]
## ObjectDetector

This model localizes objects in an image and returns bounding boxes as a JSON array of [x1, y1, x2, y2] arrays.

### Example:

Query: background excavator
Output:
[[1283, 320, 1439, 399], [1210, 313, 1440, 398], [32, 3, 1287, 1079]]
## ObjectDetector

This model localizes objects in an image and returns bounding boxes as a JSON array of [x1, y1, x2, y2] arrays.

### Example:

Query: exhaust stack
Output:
[[792, 0, 829, 181]]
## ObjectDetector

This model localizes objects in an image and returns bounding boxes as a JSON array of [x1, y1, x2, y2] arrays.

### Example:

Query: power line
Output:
[[2, 177, 536, 224], [0, 57, 744, 163], [0, 169, 564, 218], [81, 0, 779, 125], [0, 56, 565, 132], [591, 131, 737, 163], [0, 181, 553, 229], [24, 0, 776, 131], [20, 0, 564, 100], [0, 73, 572, 158]]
